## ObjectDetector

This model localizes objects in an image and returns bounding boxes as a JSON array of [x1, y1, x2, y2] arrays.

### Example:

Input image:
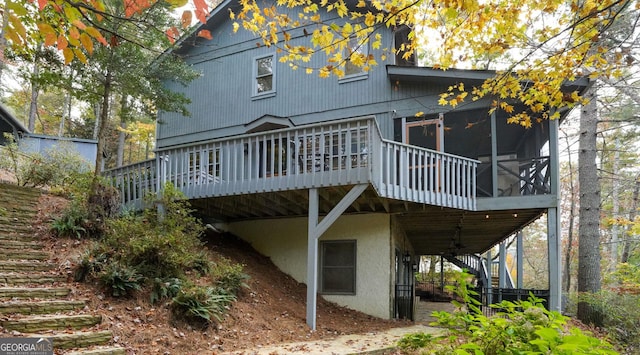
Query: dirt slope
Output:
[[36, 194, 409, 354]]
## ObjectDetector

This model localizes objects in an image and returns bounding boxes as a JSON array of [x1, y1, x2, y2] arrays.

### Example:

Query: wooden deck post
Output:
[[548, 117, 562, 312], [306, 184, 368, 330], [498, 242, 506, 289], [517, 231, 524, 289]]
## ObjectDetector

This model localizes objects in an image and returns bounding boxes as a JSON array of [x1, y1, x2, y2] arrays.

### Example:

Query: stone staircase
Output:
[[0, 183, 125, 355]]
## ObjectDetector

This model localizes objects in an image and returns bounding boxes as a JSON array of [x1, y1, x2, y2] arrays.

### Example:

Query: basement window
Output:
[[320, 240, 356, 295]]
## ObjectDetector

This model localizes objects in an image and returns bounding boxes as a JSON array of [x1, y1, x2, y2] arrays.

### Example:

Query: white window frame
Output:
[[252, 53, 276, 99], [339, 37, 369, 83]]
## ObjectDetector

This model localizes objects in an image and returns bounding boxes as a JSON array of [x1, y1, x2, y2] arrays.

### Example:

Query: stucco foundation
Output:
[[228, 213, 392, 319]]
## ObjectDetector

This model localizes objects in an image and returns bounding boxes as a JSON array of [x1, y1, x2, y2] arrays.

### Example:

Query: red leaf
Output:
[[37, 0, 47, 10], [165, 27, 179, 44], [193, 0, 208, 23], [197, 29, 212, 40]]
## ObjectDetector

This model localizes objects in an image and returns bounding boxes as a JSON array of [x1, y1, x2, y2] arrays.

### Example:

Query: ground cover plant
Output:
[[397, 272, 619, 355], [58, 182, 249, 327]]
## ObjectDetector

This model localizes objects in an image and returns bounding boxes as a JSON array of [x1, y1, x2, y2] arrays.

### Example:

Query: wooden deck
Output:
[[104, 117, 478, 213]]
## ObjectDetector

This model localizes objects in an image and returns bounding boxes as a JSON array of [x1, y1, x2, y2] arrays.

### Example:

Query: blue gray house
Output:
[[105, 0, 587, 329]]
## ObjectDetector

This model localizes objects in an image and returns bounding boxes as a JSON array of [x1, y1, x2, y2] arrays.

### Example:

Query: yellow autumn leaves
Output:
[[231, 0, 629, 126]]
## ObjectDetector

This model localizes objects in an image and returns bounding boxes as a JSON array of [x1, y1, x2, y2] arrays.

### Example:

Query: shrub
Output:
[[398, 271, 619, 355], [171, 286, 235, 327], [151, 277, 183, 304], [73, 244, 113, 282], [98, 262, 144, 297], [397, 332, 434, 351], [577, 291, 640, 353], [0, 134, 91, 189], [105, 214, 209, 279], [51, 202, 89, 239], [213, 257, 249, 295]]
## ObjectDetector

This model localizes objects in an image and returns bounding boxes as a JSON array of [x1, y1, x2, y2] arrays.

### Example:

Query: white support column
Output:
[[517, 231, 524, 289], [306, 184, 368, 330]]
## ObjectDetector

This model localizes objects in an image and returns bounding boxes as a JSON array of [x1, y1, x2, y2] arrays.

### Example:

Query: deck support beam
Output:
[[517, 231, 524, 289], [498, 242, 507, 289], [548, 117, 562, 312], [306, 184, 368, 330]]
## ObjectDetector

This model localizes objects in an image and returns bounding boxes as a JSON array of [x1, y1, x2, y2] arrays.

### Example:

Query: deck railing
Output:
[[104, 117, 478, 211], [373, 140, 477, 210]]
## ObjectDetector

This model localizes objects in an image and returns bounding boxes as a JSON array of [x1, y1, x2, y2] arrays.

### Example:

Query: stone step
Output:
[[0, 216, 34, 225], [0, 273, 66, 285], [2, 239, 44, 249], [0, 250, 50, 261], [0, 233, 40, 243], [0, 299, 86, 315], [0, 224, 33, 234], [66, 346, 127, 355], [0, 196, 40, 207], [0, 208, 38, 220], [0, 314, 102, 332], [0, 287, 70, 299], [23, 330, 114, 350], [0, 261, 55, 272], [0, 182, 42, 196]]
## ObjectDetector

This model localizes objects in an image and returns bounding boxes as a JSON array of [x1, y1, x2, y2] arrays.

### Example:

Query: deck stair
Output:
[[0, 183, 125, 355], [445, 253, 515, 289]]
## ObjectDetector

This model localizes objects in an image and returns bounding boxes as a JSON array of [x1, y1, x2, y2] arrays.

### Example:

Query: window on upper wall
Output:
[[341, 37, 369, 81], [253, 54, 276, 98], [320, 240, 356, 294]]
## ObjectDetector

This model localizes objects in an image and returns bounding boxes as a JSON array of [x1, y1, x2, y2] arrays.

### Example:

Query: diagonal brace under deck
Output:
[[306, 184, 368, 330]]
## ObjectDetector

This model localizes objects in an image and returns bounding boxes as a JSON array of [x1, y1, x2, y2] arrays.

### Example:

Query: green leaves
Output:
[[397, 271, 619, 354]]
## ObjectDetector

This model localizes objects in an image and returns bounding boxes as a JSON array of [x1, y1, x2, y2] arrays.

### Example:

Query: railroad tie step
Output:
[[0, 273, 66, 285], [0, 314, 102, 332], [0, 300, 86, 314], [0, 225, 34, 234], [66, 346, 127, 355], [2, 240, 45, 250], [0, 250, 50, 261], [0, 287, 71, 299], [22, 330, 115, 350], [0, 261, 55, 272]]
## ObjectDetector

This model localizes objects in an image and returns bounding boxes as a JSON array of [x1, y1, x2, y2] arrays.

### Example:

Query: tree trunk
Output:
[[116, 95, 127, 167], [28, 53, 40, 132], [0, 12, 9, 90], [621, 174, 640, 263], [94, 70, 113, 176], [576, 85, 603, 326], [563, 133, 577, 293], [93, 103, 101, 140], [610, 138, 620, 270]]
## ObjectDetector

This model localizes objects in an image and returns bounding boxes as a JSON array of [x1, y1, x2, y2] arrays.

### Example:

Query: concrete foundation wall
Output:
[[227, 214, 393, 319]]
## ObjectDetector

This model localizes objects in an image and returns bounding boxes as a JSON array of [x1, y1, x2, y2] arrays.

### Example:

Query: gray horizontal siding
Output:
[[157, 9, 399, 149]]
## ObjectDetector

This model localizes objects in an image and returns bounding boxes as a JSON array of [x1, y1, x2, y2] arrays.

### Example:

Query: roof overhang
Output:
[[245, 115, 294, 133], [0, 104, 29, 137], [386, 65, 590, 93]]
